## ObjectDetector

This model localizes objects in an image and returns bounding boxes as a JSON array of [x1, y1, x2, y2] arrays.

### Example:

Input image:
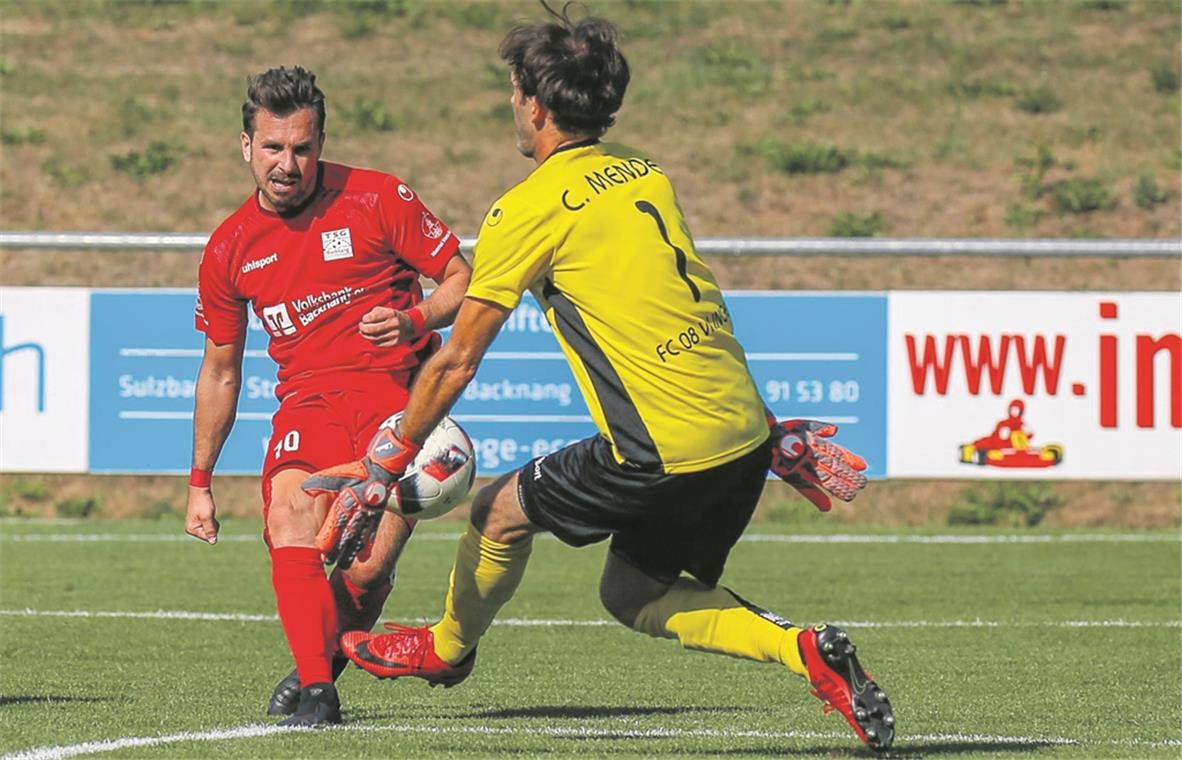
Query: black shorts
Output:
[[516, 434, 772, 587]]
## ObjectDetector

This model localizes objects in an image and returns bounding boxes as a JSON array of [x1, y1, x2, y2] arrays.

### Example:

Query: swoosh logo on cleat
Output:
[[356, 641, 408, 669], [848, 662, 868, 695]]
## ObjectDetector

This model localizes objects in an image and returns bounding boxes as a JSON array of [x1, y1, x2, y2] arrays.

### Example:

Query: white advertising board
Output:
[[0, 288, 91, 472], [888, 292, 1182, 480]]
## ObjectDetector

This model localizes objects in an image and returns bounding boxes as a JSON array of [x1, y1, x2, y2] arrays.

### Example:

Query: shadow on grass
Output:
[[346, 703, 746, 723], [464, 704, 749, 720], [879, 739, 1062, 758], [0, 695, 117, 706], [344, 706, 1061, 757]]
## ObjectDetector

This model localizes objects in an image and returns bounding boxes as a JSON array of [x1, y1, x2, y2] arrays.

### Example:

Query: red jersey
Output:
[[196, 162, 460, 400]]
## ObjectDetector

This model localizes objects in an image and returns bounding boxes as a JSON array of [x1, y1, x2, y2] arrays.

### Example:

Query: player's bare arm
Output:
[[397, 296, 509, 443], [186, 334, 245, 545], [358, 255, 472, 347]]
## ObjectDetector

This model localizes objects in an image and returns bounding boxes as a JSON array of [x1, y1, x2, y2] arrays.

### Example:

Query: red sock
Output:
[[271, 546, 337, 686], [330, 568, 392, 634]]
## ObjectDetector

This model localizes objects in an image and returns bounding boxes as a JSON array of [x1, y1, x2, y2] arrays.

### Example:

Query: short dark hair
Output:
[[242, 65, 326, 136], [499, 2, 630, 138]]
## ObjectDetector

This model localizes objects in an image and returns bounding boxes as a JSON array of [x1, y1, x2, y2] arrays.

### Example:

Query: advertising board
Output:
[[0, 288, 90, 472], [6, 286, 1174, 482], [888, 292, 1181, 480]]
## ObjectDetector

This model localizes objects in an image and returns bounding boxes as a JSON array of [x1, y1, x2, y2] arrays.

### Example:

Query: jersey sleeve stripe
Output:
[[542, 278, 662, 472]]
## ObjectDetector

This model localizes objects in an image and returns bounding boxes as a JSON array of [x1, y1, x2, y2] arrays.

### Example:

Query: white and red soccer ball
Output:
[[378, 412, 476, 520]]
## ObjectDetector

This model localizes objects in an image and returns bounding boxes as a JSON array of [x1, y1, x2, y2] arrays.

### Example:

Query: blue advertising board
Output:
[[87, 290, 887, 478], [728, 292, 888, 479], [89, 290, 277, 474]]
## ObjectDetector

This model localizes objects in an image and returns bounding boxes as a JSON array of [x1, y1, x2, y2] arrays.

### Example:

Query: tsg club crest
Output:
[[321, 227, 354, 261]]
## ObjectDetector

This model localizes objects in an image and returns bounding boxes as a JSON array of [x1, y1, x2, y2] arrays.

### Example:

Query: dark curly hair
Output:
[[499, 2, 630, 138], [242, 65, 326, 136]]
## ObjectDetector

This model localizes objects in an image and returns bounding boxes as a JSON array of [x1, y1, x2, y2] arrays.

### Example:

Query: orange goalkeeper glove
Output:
[[768, 416, 868, 512], [302, 425, 421, 568]]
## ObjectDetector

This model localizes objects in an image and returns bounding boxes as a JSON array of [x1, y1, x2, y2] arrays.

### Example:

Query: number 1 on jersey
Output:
[[635, 200, 701, 303]]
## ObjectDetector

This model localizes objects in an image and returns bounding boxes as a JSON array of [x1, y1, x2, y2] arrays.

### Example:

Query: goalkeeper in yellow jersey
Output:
[[304, 2, 894, 751]]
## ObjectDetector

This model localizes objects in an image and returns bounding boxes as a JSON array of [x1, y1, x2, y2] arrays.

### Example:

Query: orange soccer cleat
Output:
[[341, 623, 476, 687], [798, 624, 895, 751]]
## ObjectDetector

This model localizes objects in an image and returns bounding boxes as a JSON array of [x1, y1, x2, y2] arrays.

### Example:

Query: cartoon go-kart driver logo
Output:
[[959, 398, 1064, 469]]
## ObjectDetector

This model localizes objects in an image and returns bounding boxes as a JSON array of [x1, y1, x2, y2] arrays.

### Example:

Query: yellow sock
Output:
[[429, 524, 533, 664], [632, 578, 807, 678]]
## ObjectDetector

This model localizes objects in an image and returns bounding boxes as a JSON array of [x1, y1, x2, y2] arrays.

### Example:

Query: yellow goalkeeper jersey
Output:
[[468, 140, 768, 474]]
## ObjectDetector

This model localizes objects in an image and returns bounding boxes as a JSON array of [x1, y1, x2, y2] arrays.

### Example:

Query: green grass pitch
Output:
[[1, 518, 1179, 759]]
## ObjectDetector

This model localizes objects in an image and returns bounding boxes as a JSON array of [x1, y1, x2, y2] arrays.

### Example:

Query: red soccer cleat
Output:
[[340, 623, 476, 687], [798, 624, 895, 751]]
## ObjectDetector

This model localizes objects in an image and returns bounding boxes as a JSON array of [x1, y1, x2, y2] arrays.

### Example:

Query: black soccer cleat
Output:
[[798, 624, 895, 752], [267, 657, 349, 716], [277, 682, 342, 728]]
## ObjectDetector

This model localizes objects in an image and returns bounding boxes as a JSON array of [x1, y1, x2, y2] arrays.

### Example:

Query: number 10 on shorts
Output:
[[274, 429, 301, 459]]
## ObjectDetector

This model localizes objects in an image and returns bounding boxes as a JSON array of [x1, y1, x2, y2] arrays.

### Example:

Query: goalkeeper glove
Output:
[[302, 424, 421, 568], [768, 416, 868, 512]]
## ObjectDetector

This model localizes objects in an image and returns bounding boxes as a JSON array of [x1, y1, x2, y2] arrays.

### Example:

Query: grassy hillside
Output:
[[1, 0, 1178, 280]]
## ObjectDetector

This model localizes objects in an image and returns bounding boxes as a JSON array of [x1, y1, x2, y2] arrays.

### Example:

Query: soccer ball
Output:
[[379, 413, 476, 520]]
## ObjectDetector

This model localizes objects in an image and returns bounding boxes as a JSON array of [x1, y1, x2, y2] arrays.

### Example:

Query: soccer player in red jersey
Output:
[[184, 66, 470, 727]]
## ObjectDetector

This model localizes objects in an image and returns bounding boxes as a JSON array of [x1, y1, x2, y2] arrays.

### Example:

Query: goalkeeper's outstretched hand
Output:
[[768, 417, 868, 512], [302, 425, 421, 568]]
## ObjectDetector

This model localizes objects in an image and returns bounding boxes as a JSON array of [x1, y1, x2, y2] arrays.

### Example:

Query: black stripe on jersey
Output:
[[542, 278, 662, 472]]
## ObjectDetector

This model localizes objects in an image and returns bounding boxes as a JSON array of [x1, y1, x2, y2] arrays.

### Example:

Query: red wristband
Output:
[[189, 467, 212, 488], [406, 307, 427, 336]]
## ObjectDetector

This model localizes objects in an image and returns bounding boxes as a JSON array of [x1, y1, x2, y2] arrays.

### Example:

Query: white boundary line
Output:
[[4, 722, 1181, 760], [1, 608, 1178, 629], [2, 532, 1177, 544]]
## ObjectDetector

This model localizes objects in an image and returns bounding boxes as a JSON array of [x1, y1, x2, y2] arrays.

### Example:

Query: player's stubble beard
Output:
[[255, 165, 316, 215], [511, 97, 535, 160], [513, 123, 534, 161]]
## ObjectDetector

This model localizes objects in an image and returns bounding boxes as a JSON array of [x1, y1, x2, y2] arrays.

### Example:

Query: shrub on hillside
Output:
[[1150, 64, 1180, 95], [946, 77, 1017, 98], [1004, 202, 1045, 234], [948, 482, 1064, 527], [340, 14, 375, 39], [41, 159, 90, 188], [309, 0, 409, 16], [348, 98, 399, 132], [0, 127, 46, 145], [0, 476, 49, 512], [743, 140, 851, 174], [858, 151, 910, 170], [829, 211, 884, 237], [690, 42, 770, 95], [1052, 178, 1116, 214], [1015, 145, 1057, 199], [56, 497, 101, 519], [786, 97, 831, 122], [1015, 86, 1062, 114], [110, 142, 178, 180], [1132, 175, 1169, 209]]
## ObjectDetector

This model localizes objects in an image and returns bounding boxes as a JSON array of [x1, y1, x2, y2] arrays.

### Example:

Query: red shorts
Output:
[[260, 371, 411, 516]]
